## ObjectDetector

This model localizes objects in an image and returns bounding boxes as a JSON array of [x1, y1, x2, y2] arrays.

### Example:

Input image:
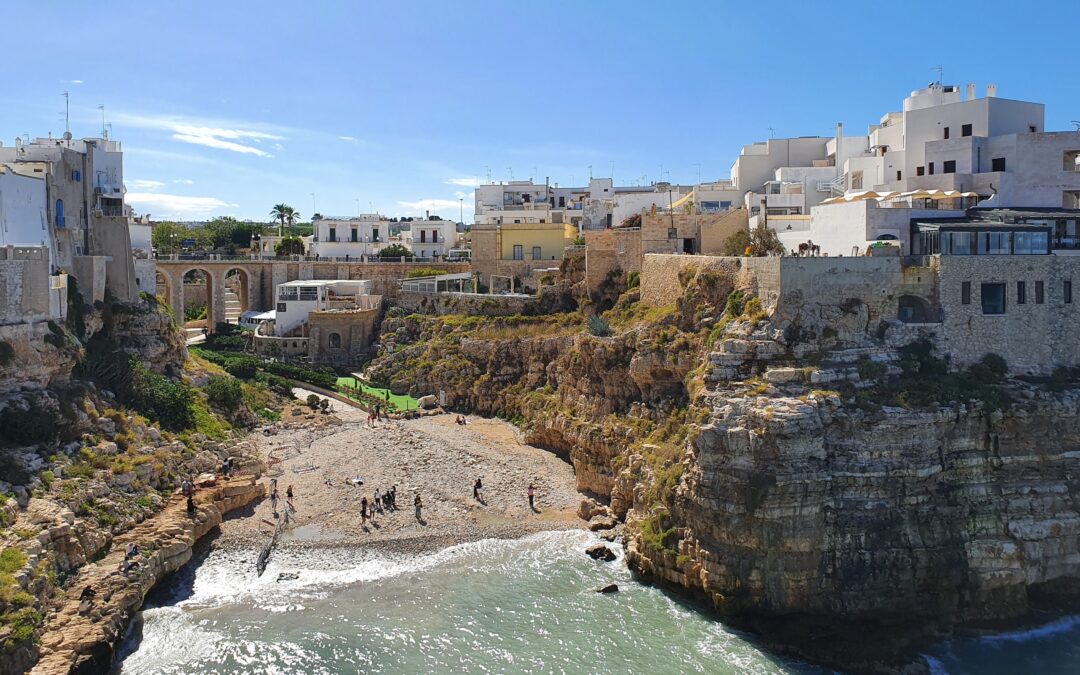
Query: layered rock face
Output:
[[369, 269, 1080, 670]]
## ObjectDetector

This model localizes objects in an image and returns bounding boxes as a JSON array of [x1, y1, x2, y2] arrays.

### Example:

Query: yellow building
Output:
[[493, 222, 576, 262]]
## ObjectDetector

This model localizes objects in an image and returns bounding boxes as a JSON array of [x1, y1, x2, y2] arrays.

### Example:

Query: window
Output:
[[1036, 281, 1045, 304], [916, 166, 925, 176], [373, 228, 380, 241], [851, 170, 864, 190], [55, 199, 65, 229], [981, 283, 1006, 315], [978, 231, 1011, 255], [668, 227, 678, 240], [943, 160, 956, 174], [961, 281, 971, 304], [420, 230, 427, 243], [328, 227, 336, 242], [432, 230, 438, 243], [328, 332, 341, 348], [351, 228, 358, 242], [277, 302, 287, 312], [72, 169, 81, 182], [944, 127, 950, 139], [532, 246, 541, 260], [1017, 281, 1026, 304], [1029, 125, 1037, 133], [928, 162, 935, 175], [1064, 151, 1080, 172], [558, 196, 565, 207], [1066, 280, 1074, 304], [896, 170, 902, 181], [1014, 231, 1048, 254], [962, 124, 973, 137], [512, 244, 523, 260], [992, 157, 1006, 172]]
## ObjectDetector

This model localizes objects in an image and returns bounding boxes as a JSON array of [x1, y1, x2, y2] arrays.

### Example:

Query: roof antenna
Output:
[[98, 104, 107, 138], [62, 91, 72, 140], [768, 126, 776, 139], [931, 65, 943, 85]]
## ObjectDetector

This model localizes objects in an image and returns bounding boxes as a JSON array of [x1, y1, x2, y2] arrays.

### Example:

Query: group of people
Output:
[[220, 456, 238, 478], [269, 478, 294, 517], [360, 484, 397, 525]]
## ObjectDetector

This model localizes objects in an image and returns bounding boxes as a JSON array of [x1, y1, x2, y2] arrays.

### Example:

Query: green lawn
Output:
[[336, 376, 419, 411]]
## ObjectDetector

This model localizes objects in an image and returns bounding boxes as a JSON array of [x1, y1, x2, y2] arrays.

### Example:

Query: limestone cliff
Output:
[[370, 267, 1080, 672]]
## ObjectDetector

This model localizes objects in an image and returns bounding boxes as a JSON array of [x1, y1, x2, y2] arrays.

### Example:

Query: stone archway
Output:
[[223, 267, 251, 324], [181, 267, 221, 333], [898, 294, 933, 323]]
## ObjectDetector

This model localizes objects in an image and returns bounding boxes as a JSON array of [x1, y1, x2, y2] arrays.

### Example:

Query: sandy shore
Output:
[[217, 388, 586, 555]]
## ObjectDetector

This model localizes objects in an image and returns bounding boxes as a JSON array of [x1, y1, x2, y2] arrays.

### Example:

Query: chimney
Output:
[[425, 209, 430, 220], [987, 84, 997, 98], [966, 83, 976, 100], [836, 122, 844, 171]]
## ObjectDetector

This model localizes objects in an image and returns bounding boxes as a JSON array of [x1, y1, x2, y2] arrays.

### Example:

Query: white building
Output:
[[403, 219, 459, 258], [475, 177, 695, 231], [309, 215, 388, 259], [0, 166, 49, 259], [273, 279, 378, 336], [743, 82, 1080, 255]]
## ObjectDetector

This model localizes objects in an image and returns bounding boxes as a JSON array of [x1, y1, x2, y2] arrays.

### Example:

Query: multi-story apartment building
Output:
[[0, 132, 138, 327], [402, 219, 458, 258], [309, 214, 388, 259]]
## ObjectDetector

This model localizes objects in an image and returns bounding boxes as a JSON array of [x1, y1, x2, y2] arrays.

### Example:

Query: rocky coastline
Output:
[[366, 268, 1080, 672]]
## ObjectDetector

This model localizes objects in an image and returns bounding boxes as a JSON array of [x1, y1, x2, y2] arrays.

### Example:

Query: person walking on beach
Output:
[[414, 493, 423, 521], [361, 497, 368, 526], [473, 477, 483, 503], [527, 483, 536, 510], [374, 404, 381, 421], [286, 484, 294, 500], [374, 489, 383, 514], [182, 477, 196, 515]]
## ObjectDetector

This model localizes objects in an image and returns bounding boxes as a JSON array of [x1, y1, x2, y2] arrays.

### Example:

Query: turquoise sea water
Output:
[[114, 530, 1080, 674]]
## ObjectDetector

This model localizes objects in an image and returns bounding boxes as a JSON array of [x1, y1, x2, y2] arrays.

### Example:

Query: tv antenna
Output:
[[768, 127, 776, 139], [931, 65, 943, 84], [98, 104, 107, 137], [62, 91, 71, 139]]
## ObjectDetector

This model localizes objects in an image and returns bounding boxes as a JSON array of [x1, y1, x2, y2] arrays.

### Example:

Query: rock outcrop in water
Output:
[[368, 267, 1080, 671], [28, 475, 264, 675]]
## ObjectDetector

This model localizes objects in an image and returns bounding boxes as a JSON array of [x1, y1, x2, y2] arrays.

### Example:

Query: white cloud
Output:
[[172, 179, 194, 185], [126, 192, 237, 216], [70, 80, 84, 85], [445, 177, 480, 187], [397, 198, 473, 214], [130, 179, 165, 190], [112, 113, 285, 158], [272, 143, 285, 151], [338, 135, 357, 142]]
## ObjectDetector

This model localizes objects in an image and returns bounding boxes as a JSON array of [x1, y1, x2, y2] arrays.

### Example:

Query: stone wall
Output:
[[72, 256, 107, 304], [307, 308, 380, 366], [395, 290, 534, 316], [0, 246, 53, 326], [937, 255, 1079, 374], [700, 209, 749, 255], [640, 254, 783, 308], [88, 216, 139, 303]]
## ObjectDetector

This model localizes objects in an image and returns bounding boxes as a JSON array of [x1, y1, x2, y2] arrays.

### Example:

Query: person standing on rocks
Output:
[[527, 483, 536, 511], [473, 477, 484, 504], [414, 493, 423, 521], [361, 497, 368, 526], [374, 489, 383, 514]]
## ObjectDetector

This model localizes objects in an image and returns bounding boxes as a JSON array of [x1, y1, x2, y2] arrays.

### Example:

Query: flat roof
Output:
[[278, 279, 370, 287]]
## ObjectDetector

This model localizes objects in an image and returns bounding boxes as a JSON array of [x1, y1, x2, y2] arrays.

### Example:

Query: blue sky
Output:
[[2, 0, 1077, 222]]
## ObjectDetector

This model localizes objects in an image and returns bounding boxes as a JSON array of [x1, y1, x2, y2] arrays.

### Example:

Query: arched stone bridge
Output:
[[154, 257, 469, 332]]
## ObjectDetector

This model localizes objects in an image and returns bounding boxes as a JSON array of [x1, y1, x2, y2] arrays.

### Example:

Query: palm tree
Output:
[[285, 206, 300, 236], [270, 203, 291, 237]]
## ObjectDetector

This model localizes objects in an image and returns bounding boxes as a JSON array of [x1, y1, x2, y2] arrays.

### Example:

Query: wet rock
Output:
[[277, 572, 300, 581], [588, 516, 617, 532], [596, 584, 619, 594], [585, 544, 616, 562]]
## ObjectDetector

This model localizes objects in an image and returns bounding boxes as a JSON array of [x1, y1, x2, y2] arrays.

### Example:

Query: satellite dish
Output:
[[62, 131, 73, 141]]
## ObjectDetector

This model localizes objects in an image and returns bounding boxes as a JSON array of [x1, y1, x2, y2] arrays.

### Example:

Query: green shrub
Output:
[[39, 471, 54, 490], [306, 393, 321, 409], [969, 353, 1008, 384], [626, 271, 640, 290], [184, 304, 207, 322], [130, 364, 194, 430], [0, 548, 27, 574], [206, 376, 243, 412], [857, 358, 887, 381], [378, 244, 411, 258], [405, 268, 445, 278], [586, 315, 612, 337]]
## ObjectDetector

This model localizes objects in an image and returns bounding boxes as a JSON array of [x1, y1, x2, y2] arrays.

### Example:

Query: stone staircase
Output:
[[223, 287, 242, 324]]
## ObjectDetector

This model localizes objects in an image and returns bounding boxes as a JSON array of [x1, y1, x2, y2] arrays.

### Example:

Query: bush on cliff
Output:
[[130, 364, 195, 431], [206, 376, 243, 412]]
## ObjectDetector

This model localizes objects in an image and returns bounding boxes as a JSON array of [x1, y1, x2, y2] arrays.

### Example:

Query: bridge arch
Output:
[[223, 267, 252, 324], [181, 267, 221, 333]]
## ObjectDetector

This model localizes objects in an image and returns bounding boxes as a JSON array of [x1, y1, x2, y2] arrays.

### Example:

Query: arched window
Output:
[[328, 332, 342, 348], [55, 199, 65, 229]]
